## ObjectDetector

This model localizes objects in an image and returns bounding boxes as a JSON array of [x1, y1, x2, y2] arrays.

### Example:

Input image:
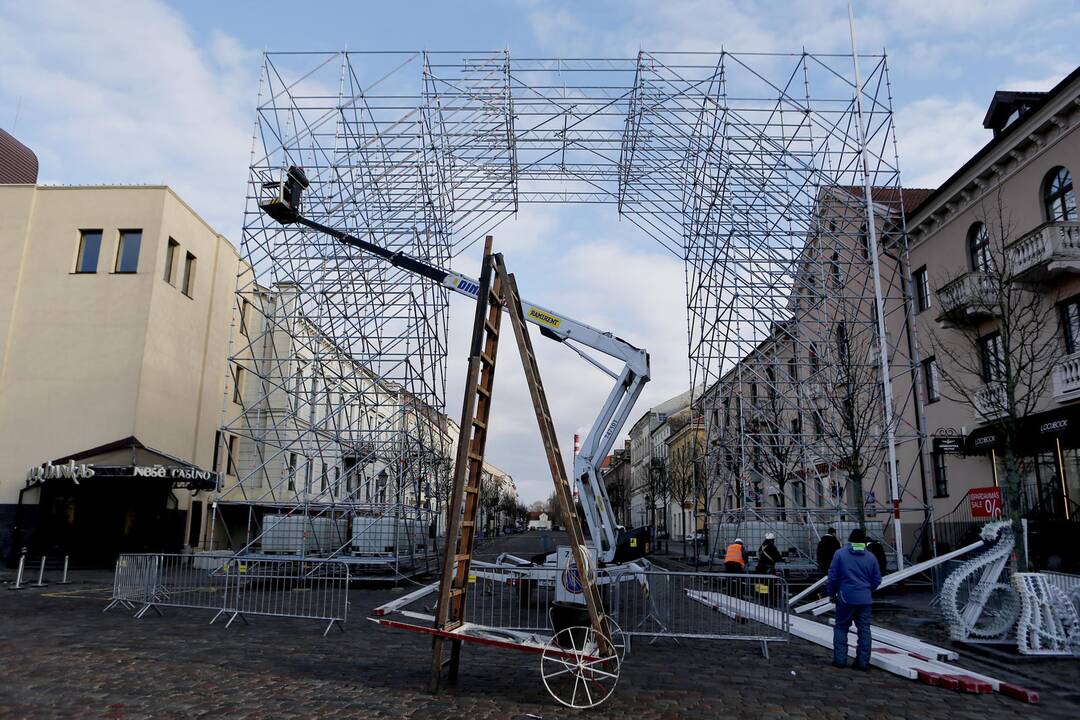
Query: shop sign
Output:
[[133, 465, 215, 482], [1039, 418, 1069, 435], [969, 486, 1003, 519], [25, 460, 95, 484], [934, 437, 964, 455]]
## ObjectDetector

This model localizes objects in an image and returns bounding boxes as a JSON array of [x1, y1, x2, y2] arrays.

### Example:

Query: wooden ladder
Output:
[[493, 255, 610, 653], [429, 237, 503, 692]]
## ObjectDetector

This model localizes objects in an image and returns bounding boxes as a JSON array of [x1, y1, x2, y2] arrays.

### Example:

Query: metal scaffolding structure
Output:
[[214, 49, 927, 569]]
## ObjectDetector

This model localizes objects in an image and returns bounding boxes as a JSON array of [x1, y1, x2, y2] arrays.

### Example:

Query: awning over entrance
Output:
[[25, 436, 219, 491], [964, 405, 1080, 455]]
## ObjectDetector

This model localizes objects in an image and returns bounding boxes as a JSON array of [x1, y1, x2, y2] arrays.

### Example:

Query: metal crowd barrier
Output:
[[226, 557, 350, 635], [105, 554, 161, 611], [460, 565, 789, 655], [106, 553, 350, 635], [607, 569, 789, 656]]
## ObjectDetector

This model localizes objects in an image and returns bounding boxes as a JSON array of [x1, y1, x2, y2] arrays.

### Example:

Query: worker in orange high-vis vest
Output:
[[723, 538, 748, 573]]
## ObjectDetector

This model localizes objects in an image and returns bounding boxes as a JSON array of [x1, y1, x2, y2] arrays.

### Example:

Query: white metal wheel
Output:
[[606, 617, 627, 661], [541, 626, 621, 709]]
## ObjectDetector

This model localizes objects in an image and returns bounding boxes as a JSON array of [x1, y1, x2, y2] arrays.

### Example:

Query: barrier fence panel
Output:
[[423, 565, 790, 654], [606, 570, 790, 654], [226, 557, 351, 635], [468, 565, 558, 632], [105, 554, 160, 612], [106, 554, 352, 634], [134, 553, 232, 619]]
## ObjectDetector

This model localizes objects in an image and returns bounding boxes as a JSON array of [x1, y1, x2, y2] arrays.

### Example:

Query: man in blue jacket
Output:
[[826, 528, 882, 670]]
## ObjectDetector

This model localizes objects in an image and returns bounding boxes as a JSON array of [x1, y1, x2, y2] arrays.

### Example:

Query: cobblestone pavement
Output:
[[0, 534, 1076, 719]]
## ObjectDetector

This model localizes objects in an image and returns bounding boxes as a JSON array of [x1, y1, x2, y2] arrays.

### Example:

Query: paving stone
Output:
[[0, 534, 1076, 718]]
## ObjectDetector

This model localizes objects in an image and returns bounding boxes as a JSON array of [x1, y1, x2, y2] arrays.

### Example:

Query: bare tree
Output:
[[929, 194, 1060, 567], [815, 306, 888, 529], [751, 381, 801, 519], [667, 420, 701, 539]]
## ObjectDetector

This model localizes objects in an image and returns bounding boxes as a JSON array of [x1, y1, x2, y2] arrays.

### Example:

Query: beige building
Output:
[[0, 177, 242, 563], [899, 66, 1080, 561]]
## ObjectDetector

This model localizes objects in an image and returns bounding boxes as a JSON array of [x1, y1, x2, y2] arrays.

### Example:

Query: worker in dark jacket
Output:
[[866, 539, 888, 576], [755, 532, 784, 575], [816, 528, 841, 575], [827, 528, 882, 670]]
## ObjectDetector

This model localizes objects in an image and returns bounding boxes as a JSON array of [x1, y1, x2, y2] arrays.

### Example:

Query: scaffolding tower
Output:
[[214, 49, 928, 570]]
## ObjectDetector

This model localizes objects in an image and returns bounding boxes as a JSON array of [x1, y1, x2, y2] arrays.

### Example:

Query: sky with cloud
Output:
[[2, 0, 1077, 503]]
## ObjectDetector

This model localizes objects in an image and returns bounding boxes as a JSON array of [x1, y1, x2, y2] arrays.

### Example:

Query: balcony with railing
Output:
[[1007, 220, 1080, 282], [936, 271, 997, 325], [973, 381, 1008, 422], [1052, 351, 1080, 402]]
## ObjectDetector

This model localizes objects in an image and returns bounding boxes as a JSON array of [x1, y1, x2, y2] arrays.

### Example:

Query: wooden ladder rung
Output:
[[476, 385, 491, 398], [472, 418, 487, 429], [480, 352, 495, 366]]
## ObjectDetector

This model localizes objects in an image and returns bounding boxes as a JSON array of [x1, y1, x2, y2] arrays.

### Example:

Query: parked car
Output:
[[684, 530, 706, 543]]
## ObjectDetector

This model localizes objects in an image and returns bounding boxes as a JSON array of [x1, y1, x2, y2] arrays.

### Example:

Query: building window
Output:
[[114, 230, 141, 273], [922, 356, 940, 403], [793, 480, 807, 508], [76, 230, 102, 273], [788, 356, 798, 382], [933, 452, 948, 498], [835, 323, 849, 365], [968, 222, 992, 272], [912, 265, 930, 313], [343, 456, 358, 494], [164, 238, 179, 283], [239, 298, 251, 337], [1043, 166, 1077, 222], [232, 366, 245, 404], [809, 343, 820, 372], [181, 251, 197, 297], [287, 453, 297, 491], [1061, 296, 1080, 354], [979, 331, 1005, 382], [830, 252, 842, 287], [859, 222, 870, 259], [226, 435, 239, 476]]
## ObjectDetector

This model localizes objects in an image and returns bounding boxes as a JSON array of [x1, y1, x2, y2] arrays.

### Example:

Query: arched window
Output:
[[1043, 166, 1077, 222], [968, 222, 991, 272]]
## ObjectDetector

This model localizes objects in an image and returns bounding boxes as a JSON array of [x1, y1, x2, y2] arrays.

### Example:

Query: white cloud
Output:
[[0, 0, 257, 239], [445, 221, 690, 503], [894, 97, 988, 188]]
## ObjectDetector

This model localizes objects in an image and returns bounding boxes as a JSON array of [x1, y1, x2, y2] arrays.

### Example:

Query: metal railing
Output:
[[412, 565, 789, 654], [227, 557, 350, 634], [106, 553, 350, 635]]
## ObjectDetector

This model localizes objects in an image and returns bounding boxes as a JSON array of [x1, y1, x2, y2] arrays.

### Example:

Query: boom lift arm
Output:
[[260, 167, 650, 563]]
